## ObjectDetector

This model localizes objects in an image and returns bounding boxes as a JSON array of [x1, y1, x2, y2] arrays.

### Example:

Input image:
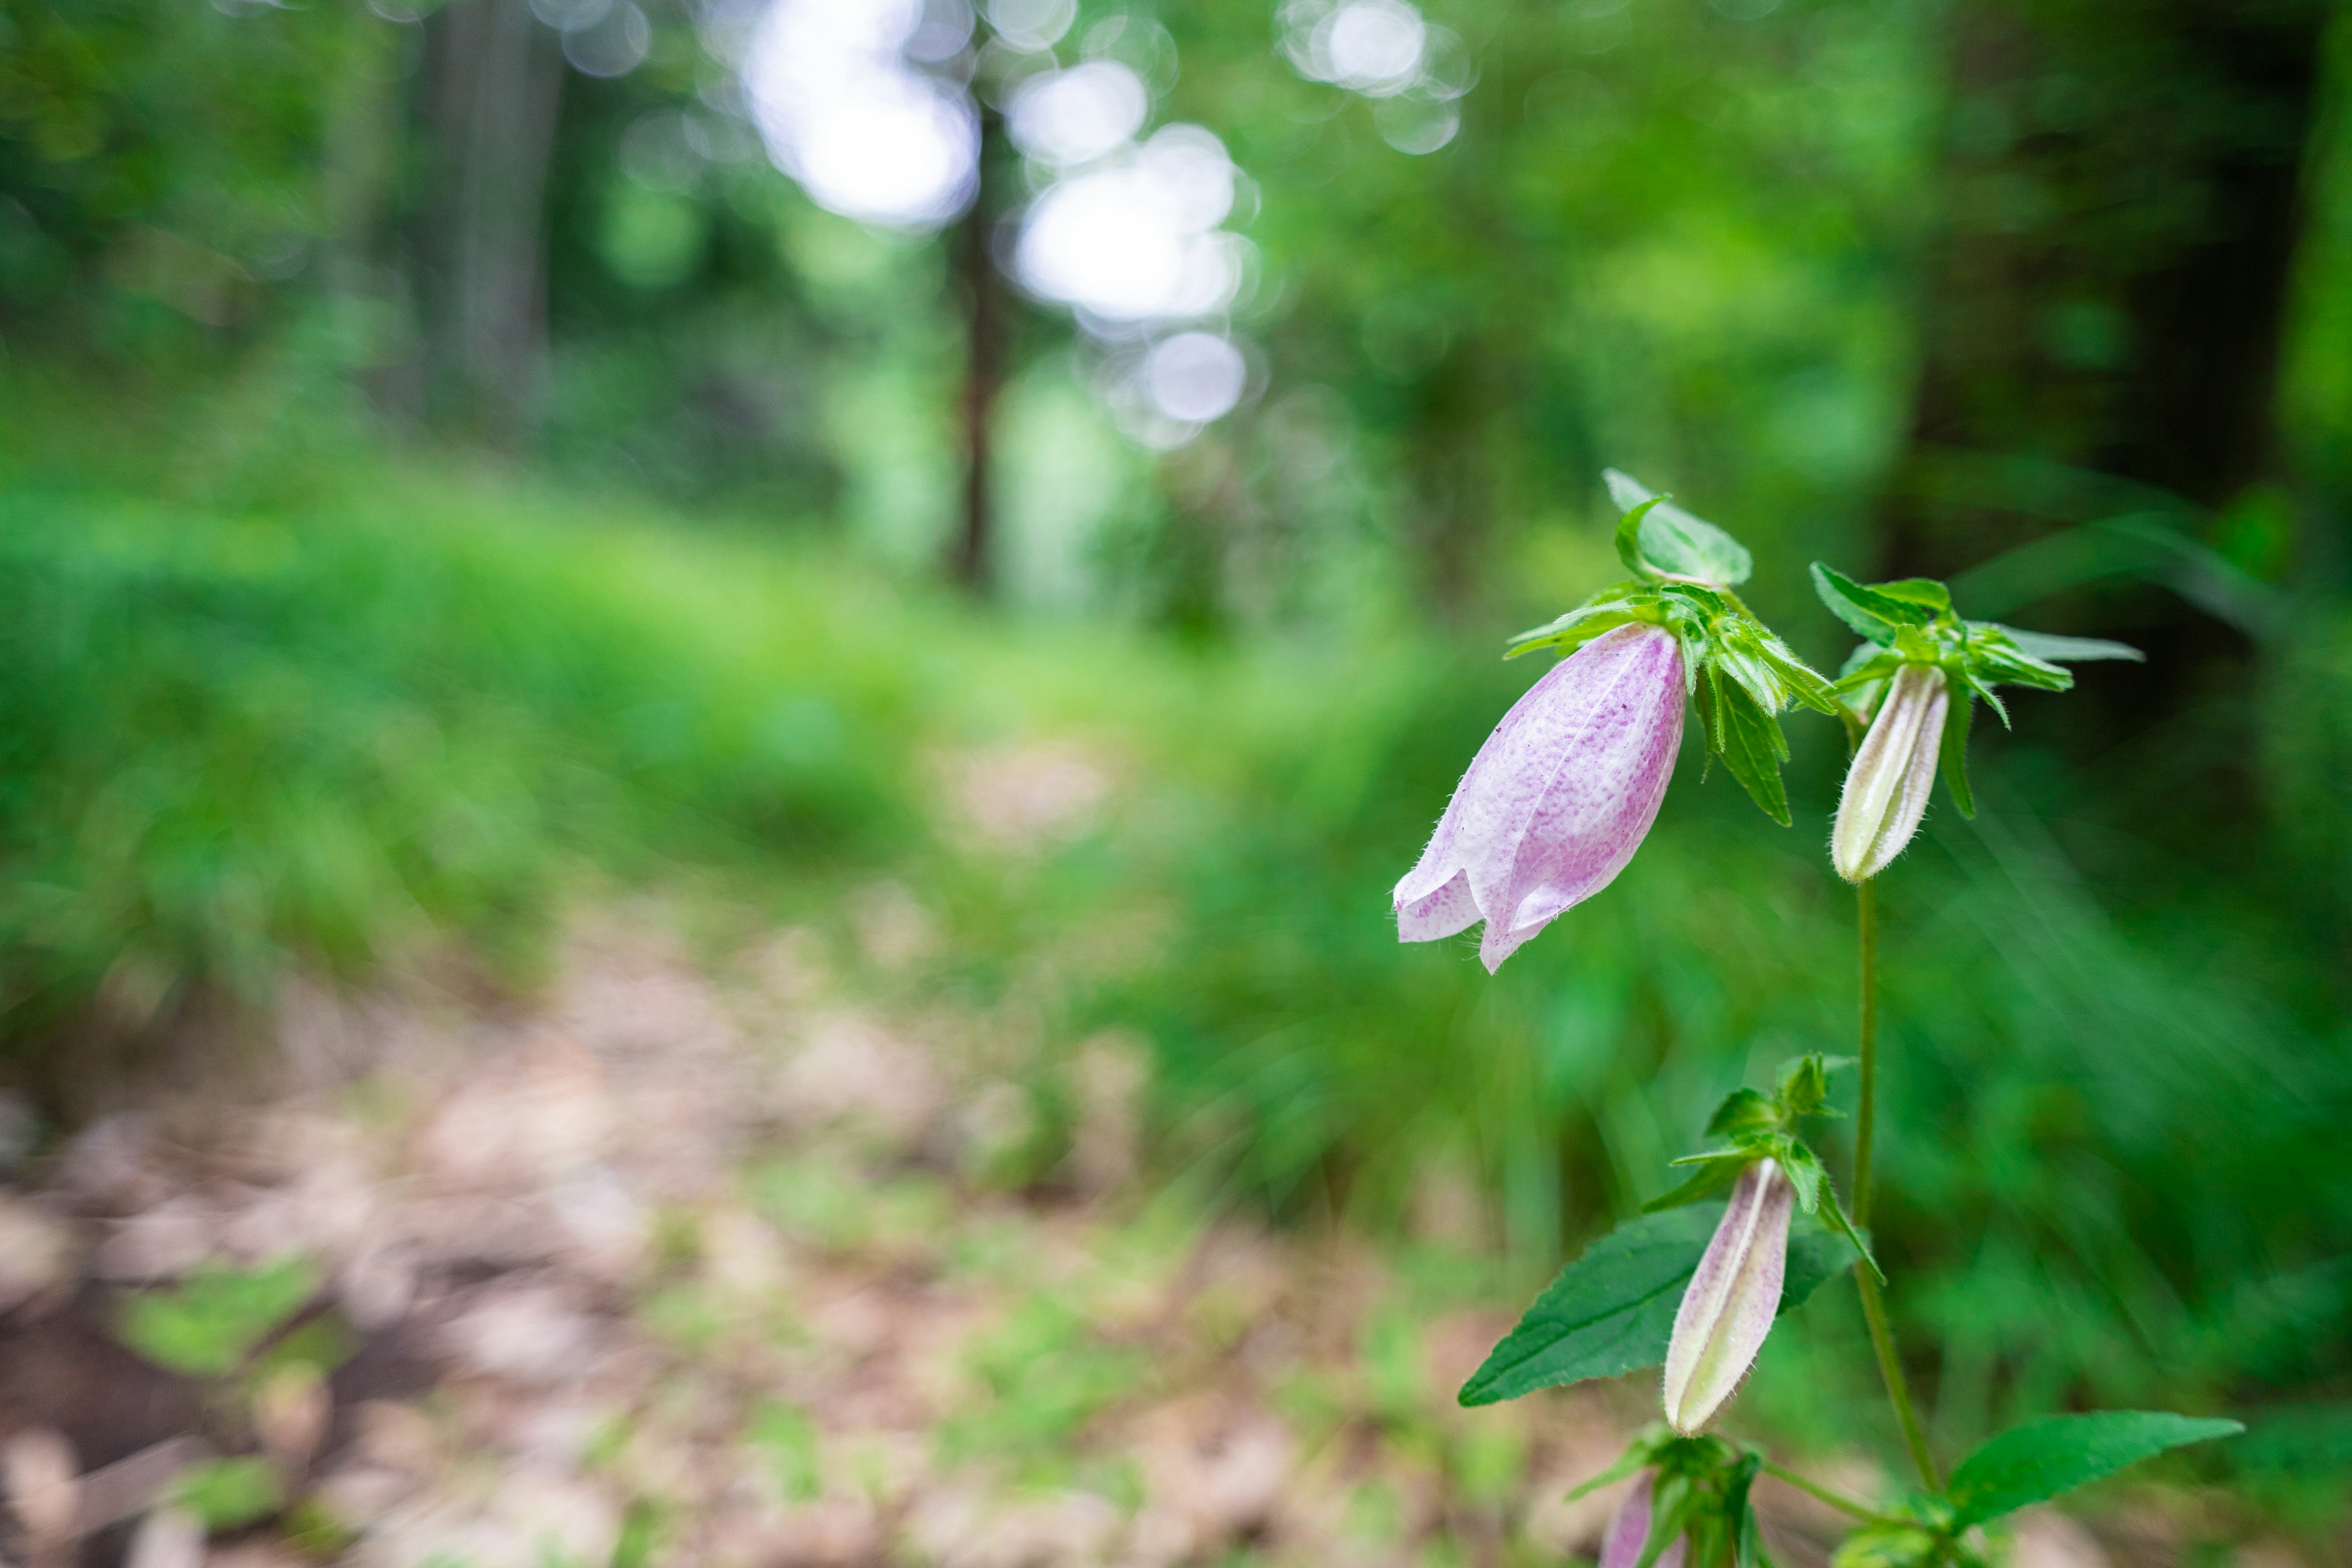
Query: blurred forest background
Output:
[[1, 0, 2350, 1556]]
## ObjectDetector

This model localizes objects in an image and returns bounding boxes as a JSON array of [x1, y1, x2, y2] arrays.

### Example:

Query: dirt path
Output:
[[0, 914, 1910, 1568]]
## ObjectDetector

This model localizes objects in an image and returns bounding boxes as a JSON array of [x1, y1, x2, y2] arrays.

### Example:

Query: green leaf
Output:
[[119, 1259, 317, 1379], [1706, 669, 1792, 826], [1938, 687, 1975, 820], [1706, 1087, 1779, 1141], [1811, 564, 1936, 644], [1457, 1204, 1855, 1405], [1616, 496, 1672, 582], [1985, 626, 2144, 665], [1945, 1412, 2244, 1527], [174, 1457, 284, 1529], [1868, 578, 1954, 615], [1608, 470, 1755, 586]]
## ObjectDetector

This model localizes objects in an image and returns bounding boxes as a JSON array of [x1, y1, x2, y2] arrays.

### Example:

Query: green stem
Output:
[[1759, 1461, 1886, 1523], [1853, 876, 1940, 1492]]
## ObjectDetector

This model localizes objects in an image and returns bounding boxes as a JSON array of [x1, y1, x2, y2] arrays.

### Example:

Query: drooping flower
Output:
[[1662, 1159, 1793, 1434], [1602, 1471, 1691, 1568], [1831, 663, 1949, 883], [1394, 622, 1686, 973]]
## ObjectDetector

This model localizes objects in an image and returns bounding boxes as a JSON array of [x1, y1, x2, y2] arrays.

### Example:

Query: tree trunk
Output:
[[949, 103, 1009, 594], [415, 0, 565, 444], [1887, 0, 2326, 581]]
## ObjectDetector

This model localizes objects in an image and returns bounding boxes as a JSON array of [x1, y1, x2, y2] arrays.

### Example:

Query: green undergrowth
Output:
[[0, 374, 2346, 1527]]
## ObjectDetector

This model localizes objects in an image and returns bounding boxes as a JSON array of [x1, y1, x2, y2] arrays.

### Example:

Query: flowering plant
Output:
[[1395, 475, 1836, 970], [1419, 479, 2237, 1568]]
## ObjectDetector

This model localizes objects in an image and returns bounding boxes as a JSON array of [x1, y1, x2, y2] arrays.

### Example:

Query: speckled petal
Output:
[[1394, 623, 1686, 971]]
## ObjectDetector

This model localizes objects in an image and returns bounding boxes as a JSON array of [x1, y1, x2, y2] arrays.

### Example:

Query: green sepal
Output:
[[1776, 1054, 1841, 1117], [1642, 1155, 1747, 1213], [1778, 1139, 1883, 1281], [1938, 686, 1975, 819], [1706, 667, 1793, 826], [1506, 601, 1643, 660], [1563, 1442, 1657, 1503]]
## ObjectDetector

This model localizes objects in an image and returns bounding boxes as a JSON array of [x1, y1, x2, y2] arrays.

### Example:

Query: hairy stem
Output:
[[1759, 1461, 1886, 1522], [1854, 877, 1940, 1491]]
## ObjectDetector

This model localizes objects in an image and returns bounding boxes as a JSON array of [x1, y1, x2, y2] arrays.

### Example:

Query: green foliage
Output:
[[119, 1258, 315, 1379], [1641, 1057, 1877, 1278], [0, 433, 921, 1049], [1943, 1412, 2243, 1527], [1457, 1203, 1854, 1406], [171, 1456, 284, 1529]]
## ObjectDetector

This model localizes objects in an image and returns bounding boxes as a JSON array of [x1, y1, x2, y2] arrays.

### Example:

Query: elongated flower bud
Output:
[[1662, 1159, 1793, 1434], [1393, 623, 1686, 972], [1602, 1471, 1689, 1568], [1831, 664, 1948, 883]]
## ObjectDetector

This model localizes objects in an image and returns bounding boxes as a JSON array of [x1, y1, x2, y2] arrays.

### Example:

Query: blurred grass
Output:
[[0, 368, 2346, 1524]]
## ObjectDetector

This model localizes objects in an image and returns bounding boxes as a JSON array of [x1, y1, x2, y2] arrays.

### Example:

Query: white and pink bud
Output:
[[1831, 664, 1948, 883], [1601, 1470, 1689, 1568], [1393, 623, 1686, 972], [1662, 1159, 1795, 1434]]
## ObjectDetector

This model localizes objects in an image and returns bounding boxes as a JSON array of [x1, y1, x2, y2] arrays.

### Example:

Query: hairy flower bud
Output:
[[1662, 1159, 1794, 1434], [1831, 664, 1948, 883], [1394, 623, 1686, 971], [1602, 1470, 1690, 1568]]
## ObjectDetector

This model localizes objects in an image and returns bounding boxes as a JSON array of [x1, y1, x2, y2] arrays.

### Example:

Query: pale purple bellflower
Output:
[[1395, 473, 1834, 971], [1393, 623, 1686, 973]]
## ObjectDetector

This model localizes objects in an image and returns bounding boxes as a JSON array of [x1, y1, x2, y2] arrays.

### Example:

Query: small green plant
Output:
[[1415, 478, 2239, 1568], [116, 1257, 352, 1542]]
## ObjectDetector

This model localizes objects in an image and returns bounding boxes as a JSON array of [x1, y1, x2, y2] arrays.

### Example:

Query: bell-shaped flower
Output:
[[1602, 1470, 1690, 1568], [1394, 622, 1686, 972], [1662, 1158, 1794, 1434], [1831, 663, 1949, 884]]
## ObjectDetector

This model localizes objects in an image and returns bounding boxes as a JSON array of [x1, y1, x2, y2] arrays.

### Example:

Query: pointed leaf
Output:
[[1707, 669, 1792, 826], [1938, 688, 1975, 820], [1608, 470, 1755, 586], [1945, 1412, 2244, 1528], [1706, 1088, 1779, 1141], [1458, 1205, 1857, 1405], [1868, 578, 1954, 614], [1507, 605, 1642, 660], [1642, 1156, 1746, 1213], [1811, 564, 1935, 644], [1986, 626, 2145, 664], [1617, 496, 1672, 582]]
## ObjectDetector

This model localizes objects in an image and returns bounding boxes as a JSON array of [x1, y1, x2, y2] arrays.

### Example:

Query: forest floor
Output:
[[0, 903, 2136, 1568]]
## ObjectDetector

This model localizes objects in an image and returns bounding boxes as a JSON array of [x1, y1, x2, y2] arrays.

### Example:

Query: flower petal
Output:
[[1661, 1158, 1794, 1434], [1396, 624, 1686, 969], [1831, 664, 1948, 883], [1601, 1471, 1689, 1568], [1397, 869, 1480, 943]]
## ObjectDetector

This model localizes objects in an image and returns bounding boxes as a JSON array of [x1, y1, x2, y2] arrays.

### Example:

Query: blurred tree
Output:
[[1884, 0, 2326, 595], [950, 96, 1012, 592], [415, 0, 567, 441]]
